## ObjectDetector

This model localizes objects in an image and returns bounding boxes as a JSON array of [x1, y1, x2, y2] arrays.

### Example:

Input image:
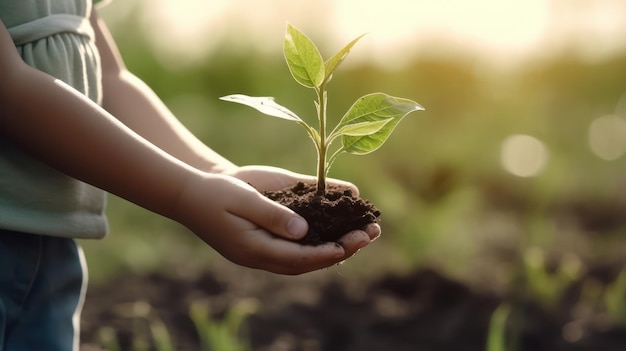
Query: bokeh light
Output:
[[500, 134, 549, 177], [588, 114, 626, 161]]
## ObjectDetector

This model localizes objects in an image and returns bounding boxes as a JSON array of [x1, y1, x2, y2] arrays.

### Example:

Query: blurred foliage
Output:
[[82, 3, 626, 305]]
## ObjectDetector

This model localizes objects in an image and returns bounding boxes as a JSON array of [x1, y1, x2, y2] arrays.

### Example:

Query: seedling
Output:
[[221, 23, 424, 196]]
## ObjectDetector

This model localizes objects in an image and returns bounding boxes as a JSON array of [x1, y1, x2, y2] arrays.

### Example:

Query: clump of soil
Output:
[[262, 182, 380, 244]]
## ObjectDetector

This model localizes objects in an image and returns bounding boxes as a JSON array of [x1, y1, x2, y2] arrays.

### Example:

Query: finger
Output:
[[229, 165, 313, 191], [227, 186, 309, 240], [336, 230, 371, 259], [325, 177, 359, 196], [268, 244, 348, 275], [238, 230, 347, 275], [364, 223, 382, 241]]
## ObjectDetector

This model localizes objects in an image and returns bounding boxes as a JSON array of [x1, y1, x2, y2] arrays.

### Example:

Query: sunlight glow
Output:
[[103, 0, 626, 68], [329, 0, 550, 66], [500, 135, 549, 178]]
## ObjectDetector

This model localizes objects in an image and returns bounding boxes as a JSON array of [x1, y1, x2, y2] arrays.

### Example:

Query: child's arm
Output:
[[0, 18, 371, 275], [91, 13, 235, 175]]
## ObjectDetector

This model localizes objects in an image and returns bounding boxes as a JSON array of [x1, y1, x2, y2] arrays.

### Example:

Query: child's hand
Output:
[[175, 169, 379, 275], [225, 165, 381, 245]]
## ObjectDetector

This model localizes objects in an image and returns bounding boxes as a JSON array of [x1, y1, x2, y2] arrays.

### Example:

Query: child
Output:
[[0, 0, 381, 350]]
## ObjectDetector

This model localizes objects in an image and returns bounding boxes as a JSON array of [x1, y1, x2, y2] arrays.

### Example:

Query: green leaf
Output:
[[220, 94, 321, 149], [219, 94, 303, 122], [340, 93, 424, 155], [324, 33, 366, 84], [284, 23, 325, 88], [333, 119, 391, 137]]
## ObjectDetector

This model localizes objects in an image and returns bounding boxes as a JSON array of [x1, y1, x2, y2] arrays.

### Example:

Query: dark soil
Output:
[[79, 266, 626, 351], [262, 182, 381, 244]]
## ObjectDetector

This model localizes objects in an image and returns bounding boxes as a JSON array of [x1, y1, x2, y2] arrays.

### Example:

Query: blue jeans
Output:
[[0, 229, 88, 351]]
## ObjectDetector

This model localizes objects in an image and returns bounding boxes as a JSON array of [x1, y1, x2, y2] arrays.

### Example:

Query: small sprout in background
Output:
[[486, 304, 512, 351], [190, 298, 258, 351], [221, 23, 424, 195]]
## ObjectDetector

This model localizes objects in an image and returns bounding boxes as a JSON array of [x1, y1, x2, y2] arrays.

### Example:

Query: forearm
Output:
[[0, 62, 199, 221], [101, 70, 235, 174], [92, 12, 235, 174]]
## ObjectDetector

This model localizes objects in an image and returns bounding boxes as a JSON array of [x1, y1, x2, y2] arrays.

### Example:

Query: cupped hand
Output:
[[225, 165, 381, 248], [176, 169, 379, 275]]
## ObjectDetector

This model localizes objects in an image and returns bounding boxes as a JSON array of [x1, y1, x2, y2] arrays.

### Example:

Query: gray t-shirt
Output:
[[0, 0, 109, 238]]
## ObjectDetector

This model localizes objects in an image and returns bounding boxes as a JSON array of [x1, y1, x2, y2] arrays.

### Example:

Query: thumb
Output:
[[284, 212, 309, 239], [234, 186, 309, 240]]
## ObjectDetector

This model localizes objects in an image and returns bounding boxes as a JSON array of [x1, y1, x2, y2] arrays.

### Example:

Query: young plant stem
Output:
[[315, 85, 327, 196]]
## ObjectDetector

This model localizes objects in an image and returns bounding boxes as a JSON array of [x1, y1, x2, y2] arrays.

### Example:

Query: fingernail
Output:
[[287, 217, 308, 237]]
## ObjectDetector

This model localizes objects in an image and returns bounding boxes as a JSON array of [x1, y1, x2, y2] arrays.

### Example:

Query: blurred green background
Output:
[[81, 0, 626, 299]]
